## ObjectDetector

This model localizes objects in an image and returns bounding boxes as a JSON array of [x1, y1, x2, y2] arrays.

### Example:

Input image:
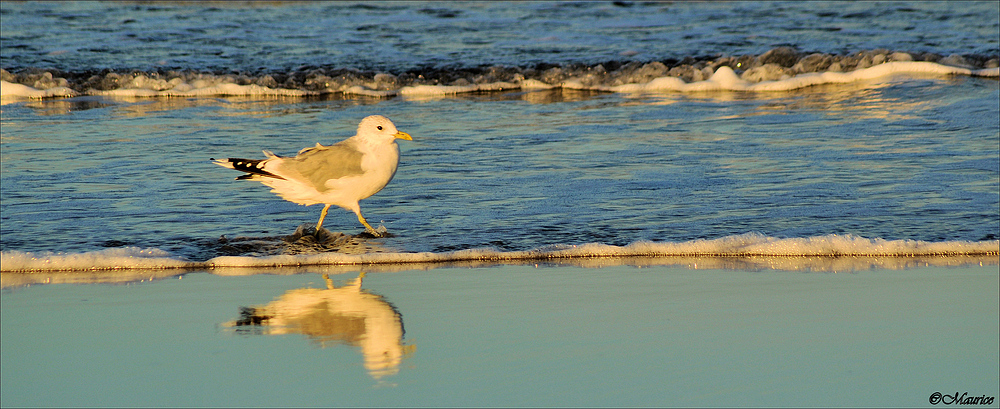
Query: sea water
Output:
[[2, 73, 997, 266], [1, 2, 998, 407]]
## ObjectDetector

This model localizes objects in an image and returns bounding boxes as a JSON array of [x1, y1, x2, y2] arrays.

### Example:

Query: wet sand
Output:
[[2, 262, 996, 407]]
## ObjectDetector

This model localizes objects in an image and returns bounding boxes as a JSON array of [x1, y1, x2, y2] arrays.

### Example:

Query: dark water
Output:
[[3, 1, 998, 73]]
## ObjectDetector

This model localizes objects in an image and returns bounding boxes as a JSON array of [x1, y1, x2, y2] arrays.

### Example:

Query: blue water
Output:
[[2, 1, 997, 72], [2, 79, 997, 261], [1, 2, 999, 407]]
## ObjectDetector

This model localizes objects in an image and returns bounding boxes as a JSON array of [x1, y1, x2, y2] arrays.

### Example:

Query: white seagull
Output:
[[213, 115, 412, 236]]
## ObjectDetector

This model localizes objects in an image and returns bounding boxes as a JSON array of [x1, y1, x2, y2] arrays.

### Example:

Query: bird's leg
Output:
[[316, 204, 332, 231], [355, 211, 381, 237], [346, 271, 366, 289]]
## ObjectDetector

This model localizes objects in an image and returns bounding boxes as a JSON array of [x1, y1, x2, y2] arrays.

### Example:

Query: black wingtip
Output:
[[226, 158, 286, 180]]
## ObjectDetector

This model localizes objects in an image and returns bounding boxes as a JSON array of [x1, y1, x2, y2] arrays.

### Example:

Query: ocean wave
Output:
[[3, 49, 997, 102], [2, 234, 997, 275]]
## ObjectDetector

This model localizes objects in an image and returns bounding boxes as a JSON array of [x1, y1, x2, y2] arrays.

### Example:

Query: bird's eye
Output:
[[377, 126, 383, 131]]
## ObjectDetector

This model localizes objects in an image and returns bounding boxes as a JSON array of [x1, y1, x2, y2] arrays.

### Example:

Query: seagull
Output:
[[213, 115, 412, 237]]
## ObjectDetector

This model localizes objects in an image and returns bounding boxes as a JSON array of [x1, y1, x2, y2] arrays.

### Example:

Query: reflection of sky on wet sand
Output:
[[223, 272, 412, 380], [3, 263, 994, 407]]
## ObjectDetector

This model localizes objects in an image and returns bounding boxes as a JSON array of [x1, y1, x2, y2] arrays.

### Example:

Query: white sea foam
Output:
[[3, 61, 995, 103], [520, 79, 558, 90], [2, 234, 996, 273], [1, 79, 314, 102], [1, 80, 78, 100], [90, 82, 316, 97], [608, 62, 996, 93], [0, 247, 193, 272], [397, 81, 520, 97], [343, 86, 398, 98]]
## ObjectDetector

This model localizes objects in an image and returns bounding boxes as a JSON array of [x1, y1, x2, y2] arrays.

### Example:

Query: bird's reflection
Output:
[[226, 272, 413, 379]]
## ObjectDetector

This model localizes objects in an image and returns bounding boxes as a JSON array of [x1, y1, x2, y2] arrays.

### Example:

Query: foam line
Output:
[[4, 60, 996, 102], [2, 234, 997, 272]]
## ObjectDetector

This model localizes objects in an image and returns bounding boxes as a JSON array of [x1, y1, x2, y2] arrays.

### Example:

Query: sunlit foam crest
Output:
[[2, 234, 997, 273], [0, 247, 192, 272], [3, 58, 997, 103]]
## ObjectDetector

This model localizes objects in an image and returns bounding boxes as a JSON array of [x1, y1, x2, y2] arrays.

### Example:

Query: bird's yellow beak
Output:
[[394, 131, 412, 141]]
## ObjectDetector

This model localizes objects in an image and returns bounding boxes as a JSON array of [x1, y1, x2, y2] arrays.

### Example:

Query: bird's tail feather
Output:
[[211, 157, 285, 180]]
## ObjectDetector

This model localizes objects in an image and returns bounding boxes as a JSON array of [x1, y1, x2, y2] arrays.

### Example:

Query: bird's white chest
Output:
[[358, 142, 400, 177]]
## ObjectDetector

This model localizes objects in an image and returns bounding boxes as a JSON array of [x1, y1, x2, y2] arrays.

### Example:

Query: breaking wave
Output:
[[3, 48, 998, 102]]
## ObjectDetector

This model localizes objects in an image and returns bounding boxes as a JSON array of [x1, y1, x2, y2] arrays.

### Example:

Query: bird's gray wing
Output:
[[283, 139, 365, 192]]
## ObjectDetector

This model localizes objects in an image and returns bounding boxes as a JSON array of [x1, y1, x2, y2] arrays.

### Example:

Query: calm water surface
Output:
[[2, 265, 998, 407]]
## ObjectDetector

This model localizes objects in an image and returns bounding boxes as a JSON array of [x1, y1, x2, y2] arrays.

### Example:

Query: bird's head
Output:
[[357, 115, 412, 144]]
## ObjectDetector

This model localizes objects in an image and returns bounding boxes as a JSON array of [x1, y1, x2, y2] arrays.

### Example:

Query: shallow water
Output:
[[2, 77, 998, 261]]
